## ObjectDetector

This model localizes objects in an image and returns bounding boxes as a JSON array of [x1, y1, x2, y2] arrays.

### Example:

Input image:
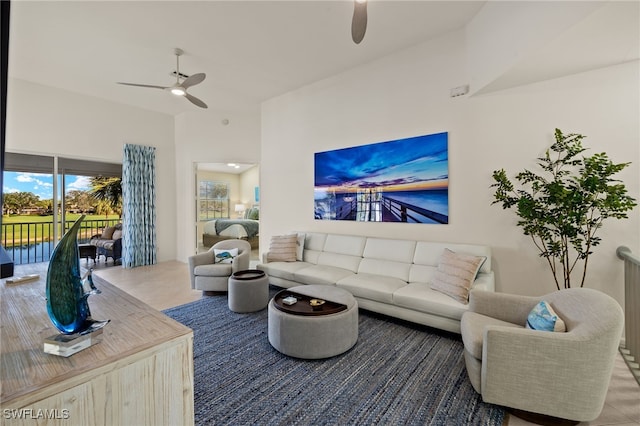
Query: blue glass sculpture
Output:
[[46, 215, 109, 335]]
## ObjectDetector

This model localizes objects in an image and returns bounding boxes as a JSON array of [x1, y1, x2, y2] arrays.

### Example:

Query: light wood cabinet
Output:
[[1, 274, 194, 426]]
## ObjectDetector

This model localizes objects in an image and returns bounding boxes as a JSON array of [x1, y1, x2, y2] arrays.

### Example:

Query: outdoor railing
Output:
[[382, 196, 448, 224], [617, 246, 640, 385], [1, 219, 120, 265]]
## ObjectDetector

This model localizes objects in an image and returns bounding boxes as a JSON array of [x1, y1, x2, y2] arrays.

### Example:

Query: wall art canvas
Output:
[[314, 132, 448, 223]]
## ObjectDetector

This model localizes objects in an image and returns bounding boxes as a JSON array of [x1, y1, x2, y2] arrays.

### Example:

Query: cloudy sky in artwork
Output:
[[314, 132, 448, 191]]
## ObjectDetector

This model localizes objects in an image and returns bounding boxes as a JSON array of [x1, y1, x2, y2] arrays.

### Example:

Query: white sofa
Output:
[[257, 232, 494, 333]]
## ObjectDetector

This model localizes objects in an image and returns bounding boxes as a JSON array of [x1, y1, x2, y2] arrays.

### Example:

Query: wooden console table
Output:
[[1, 274, 194, 425]]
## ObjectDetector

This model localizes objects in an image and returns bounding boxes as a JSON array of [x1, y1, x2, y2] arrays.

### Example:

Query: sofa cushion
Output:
[[293, 265, 354, 286], [408, 264, 437, 285], [303, 232, 328, 251], [323, 234, 366, 257], [393, 283, 470, 321], [297, 232, 327, 264], [358, 258, 411, 282], [295, 233, 305, 261], [430, 249, 486, 304], [317, 252, 362, 273], [257, 261, 312, 281], [112, 229, 123, 240], [337, 273, 406, 304], [363, 238, 416, 263], [90, 239, 115, 249]]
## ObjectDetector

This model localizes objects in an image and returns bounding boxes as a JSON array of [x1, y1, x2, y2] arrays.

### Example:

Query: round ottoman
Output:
[[228, 270, 270, 313], [268, 285, 358, 359]]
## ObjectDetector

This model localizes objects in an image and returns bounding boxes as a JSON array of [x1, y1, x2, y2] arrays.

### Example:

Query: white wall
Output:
[[174, 109, 261, 262], [240, 165, 260, 208], [261, 30, 639, 306], [6, 78, 178, 262]]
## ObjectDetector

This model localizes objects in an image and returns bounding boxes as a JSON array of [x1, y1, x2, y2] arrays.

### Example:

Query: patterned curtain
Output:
[[122, 144, 157, 268]]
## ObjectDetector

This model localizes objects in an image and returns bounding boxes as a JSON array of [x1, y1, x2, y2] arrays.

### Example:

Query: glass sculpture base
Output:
[[43, 328, 104, 357]]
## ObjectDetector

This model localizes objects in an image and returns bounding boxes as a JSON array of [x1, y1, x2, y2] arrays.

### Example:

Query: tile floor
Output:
[[9, 260, 640, 425]]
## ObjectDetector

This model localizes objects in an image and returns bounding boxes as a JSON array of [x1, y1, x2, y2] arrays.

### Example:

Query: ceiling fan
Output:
[[117, 48, 208, 109], [352, 0, 368, 44]]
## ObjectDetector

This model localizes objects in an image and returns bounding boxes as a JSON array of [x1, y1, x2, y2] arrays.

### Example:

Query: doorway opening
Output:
[[195, 162, 259, 263]]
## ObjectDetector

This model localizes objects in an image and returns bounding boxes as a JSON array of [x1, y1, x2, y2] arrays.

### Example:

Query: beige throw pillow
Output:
[[430, 248, 486, 304], [101, 226, 117, 240], [268, 234, 298, 262]]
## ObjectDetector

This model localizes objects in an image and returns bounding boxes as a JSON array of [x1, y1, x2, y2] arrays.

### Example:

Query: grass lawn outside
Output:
[[2, 214, 120, 247]]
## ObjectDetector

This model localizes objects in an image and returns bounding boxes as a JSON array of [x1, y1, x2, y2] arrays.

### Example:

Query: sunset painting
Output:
[[314, 132, 448, 223]]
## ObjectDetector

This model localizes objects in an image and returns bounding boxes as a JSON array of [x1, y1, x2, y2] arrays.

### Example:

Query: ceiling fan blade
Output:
[[185, 92, 208, 109], [117, 82, 167, 90], [182, 73, 206, 89], [352, 0, 367, 44]]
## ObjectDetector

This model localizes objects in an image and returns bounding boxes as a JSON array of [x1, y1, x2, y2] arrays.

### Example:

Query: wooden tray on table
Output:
[[273, 289, 347, 316]]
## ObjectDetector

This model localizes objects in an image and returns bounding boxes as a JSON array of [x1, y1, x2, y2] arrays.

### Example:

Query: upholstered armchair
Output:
[[460, 288, 623, 422], [188, 239, 251, 293]]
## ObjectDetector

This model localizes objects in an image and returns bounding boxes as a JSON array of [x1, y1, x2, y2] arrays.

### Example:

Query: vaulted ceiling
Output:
[[8, 1, 639, 116]]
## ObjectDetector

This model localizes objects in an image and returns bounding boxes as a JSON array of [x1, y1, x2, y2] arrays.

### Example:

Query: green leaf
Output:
[[490, 128, 637, 288]]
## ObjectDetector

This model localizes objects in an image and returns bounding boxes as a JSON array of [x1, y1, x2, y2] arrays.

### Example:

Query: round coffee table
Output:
[[268, 285, 358, 359], [228, 270, 269, 313]]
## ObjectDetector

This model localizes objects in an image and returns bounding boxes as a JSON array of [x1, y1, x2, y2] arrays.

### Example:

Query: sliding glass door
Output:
[[2, 152, 122, 264]]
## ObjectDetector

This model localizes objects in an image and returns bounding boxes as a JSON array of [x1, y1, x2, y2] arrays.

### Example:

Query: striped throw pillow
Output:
[[430, 248, 486, 304], [268, 234, 298, 262]]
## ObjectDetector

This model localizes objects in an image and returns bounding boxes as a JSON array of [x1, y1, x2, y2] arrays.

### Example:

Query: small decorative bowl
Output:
[[309, 299, 325, 310]]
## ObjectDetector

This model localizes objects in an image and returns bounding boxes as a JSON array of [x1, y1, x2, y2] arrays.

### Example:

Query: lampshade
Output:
[[234, 204, 246, 213]]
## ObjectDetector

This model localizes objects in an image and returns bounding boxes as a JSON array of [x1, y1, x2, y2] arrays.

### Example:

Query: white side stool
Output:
[[228, 270, 270, 313]]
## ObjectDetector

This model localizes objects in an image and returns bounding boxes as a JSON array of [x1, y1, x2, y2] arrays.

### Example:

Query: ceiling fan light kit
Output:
[[117, 48, 208, 108], [352, 0, 368, 44]]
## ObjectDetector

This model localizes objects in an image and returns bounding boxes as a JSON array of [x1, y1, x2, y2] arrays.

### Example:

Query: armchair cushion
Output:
[[101, 226, 117, 240]]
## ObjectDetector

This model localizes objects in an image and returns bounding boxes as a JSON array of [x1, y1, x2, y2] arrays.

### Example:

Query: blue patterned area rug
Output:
[[164, 288, 506, 426]]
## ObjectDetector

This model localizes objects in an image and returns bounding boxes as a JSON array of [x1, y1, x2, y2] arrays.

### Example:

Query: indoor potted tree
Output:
[[491, 128, 637, 290]]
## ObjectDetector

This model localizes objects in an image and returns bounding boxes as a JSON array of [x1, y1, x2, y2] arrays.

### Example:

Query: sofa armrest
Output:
[[468, 289, 540, 325]]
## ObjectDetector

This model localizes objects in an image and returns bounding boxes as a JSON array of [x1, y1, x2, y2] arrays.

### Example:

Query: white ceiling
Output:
[[8, 1, 639, 117], [8, 1, 486, 116], [198, 162, 257, 174]]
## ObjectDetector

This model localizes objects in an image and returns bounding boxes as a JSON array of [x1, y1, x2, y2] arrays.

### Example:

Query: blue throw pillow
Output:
[[525, 300, 566, 332]]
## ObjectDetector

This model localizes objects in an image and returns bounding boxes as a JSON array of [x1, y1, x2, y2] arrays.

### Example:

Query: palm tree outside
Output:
[[90, 177, 122, 218]]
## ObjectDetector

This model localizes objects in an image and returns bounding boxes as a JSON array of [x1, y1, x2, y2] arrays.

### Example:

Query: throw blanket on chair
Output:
[[215, 220, 259, 238]]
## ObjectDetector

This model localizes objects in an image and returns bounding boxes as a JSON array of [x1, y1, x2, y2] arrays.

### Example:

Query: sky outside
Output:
[[3, 171, 91, 200]]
